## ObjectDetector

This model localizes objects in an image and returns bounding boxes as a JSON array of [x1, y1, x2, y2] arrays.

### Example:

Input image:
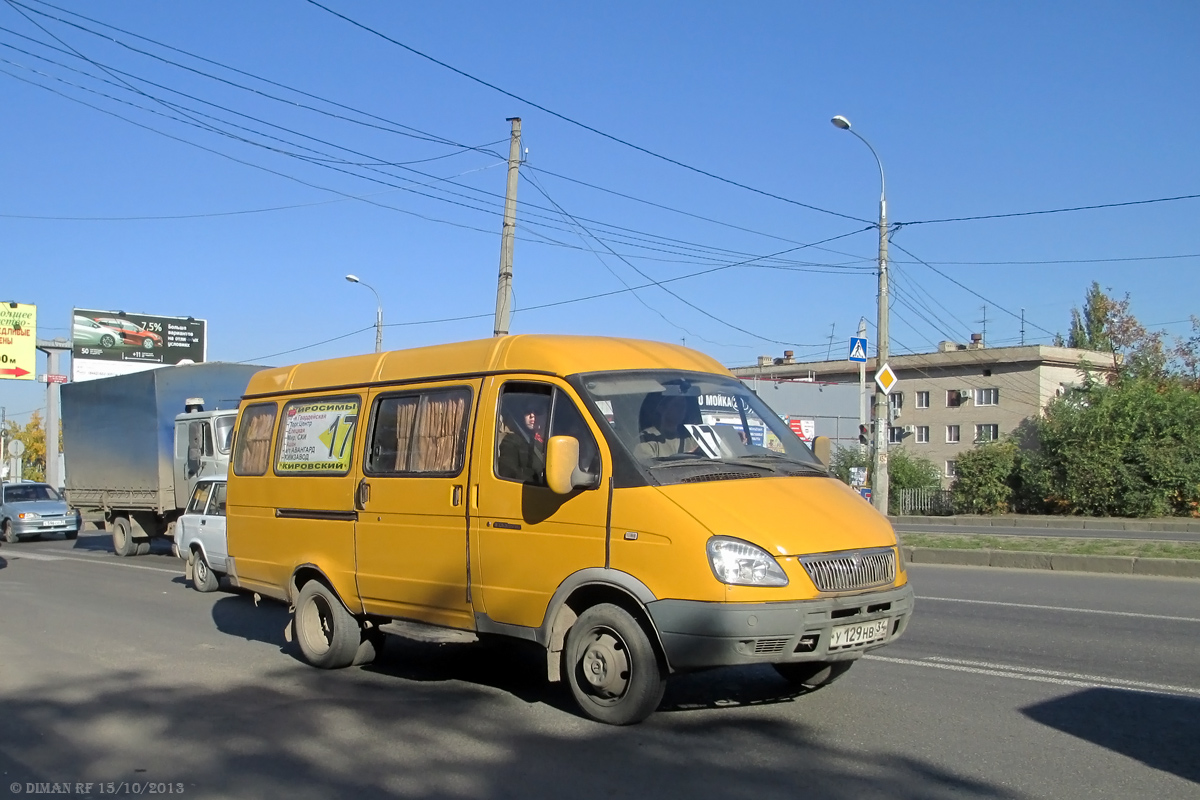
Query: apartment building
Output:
[[732, 338, 1115, 486]]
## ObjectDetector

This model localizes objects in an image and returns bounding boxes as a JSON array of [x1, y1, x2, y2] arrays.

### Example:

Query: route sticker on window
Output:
[[277, 399, 360, 473]]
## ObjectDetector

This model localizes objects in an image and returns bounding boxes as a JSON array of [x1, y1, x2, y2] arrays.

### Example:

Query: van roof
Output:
[[243, 334, 729, 398]]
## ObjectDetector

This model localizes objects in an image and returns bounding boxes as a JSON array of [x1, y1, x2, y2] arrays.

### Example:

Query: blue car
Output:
[[1, 482, 82, 543]]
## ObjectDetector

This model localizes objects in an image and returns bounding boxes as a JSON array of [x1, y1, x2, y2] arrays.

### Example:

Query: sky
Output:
[[2, 0, 1198, 425]]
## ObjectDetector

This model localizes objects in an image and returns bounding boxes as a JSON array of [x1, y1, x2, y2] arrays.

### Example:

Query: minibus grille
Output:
[[799, 548, 896, 592]]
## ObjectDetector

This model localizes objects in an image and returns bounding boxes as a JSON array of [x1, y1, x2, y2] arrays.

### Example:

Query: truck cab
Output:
[[172, 405, 238, 511]]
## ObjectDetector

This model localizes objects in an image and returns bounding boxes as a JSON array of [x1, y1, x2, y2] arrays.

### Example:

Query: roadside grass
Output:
[[899, 533, 1200, 561]]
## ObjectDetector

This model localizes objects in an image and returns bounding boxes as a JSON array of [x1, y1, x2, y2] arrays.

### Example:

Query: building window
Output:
[[975, 388, 999, 406], [946, 425, 960, 444], [888, 426, 904, 444], [975, 424, 1000, 443], [945, 460, 957, 478], [915, 391, 929, 409], [946, 389, 965, 408], [916, 426, 929, 444], [889, 392, 904, 417]]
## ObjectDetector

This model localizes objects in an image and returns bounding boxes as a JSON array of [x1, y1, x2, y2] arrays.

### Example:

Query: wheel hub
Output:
[[580, 630, 629, 698]]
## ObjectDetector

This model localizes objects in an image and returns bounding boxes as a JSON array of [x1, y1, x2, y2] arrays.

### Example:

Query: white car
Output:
[[176, 478, 227, 592], [72, 315, 126, 349]]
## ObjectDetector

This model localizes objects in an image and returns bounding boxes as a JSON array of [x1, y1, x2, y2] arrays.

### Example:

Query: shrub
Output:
[[952, 441, 1018, 515]]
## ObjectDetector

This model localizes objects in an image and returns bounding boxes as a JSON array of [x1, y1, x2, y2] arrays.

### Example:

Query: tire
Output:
[[189, 549, 220, 593], [111, 516, 137, 557], [3, 520, 17, 544], [142, 338, 154, 349], [100, 334, 115, 348], [294, 580, 362, 669], [773, 660, 854, 691], [64, 530, 78, 541], [352, 627, 386, 667], [564, 603, 666, 726]]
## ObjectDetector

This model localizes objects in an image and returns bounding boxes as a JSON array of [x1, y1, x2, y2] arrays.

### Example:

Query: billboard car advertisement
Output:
[[0, 302, 37, 381], [72, 308, 206, 382]]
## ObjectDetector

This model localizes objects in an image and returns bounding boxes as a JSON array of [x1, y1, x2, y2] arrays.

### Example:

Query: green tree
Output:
[[1016, 376, 1200, 517], [4, 411, 47, 482], [1067, 281, 1114, 352], [952, 441, 1018, 515], [829, 446, 941, 513]]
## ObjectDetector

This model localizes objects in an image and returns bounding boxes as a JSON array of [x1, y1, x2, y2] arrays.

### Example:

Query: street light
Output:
[[831, 114, 890, 514], [345, 274, 383, 354]]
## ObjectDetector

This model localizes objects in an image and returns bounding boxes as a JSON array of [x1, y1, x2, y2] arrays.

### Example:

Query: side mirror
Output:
[[811, 436, 832, 469], [545, 435, 600, 495]]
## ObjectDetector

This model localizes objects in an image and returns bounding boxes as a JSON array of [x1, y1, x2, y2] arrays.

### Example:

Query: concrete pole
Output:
[[832, 115, 889, 514], [493, 117, 522, 337], [36, 338, 71, 489], [858, 316, 868, 453], [874, 195, 890, 514]]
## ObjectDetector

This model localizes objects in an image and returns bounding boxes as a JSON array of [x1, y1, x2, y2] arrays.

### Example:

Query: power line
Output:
[[889, 252, 1200, 267], [302, 0, 870, 225], [899, 193, 1200, 226]]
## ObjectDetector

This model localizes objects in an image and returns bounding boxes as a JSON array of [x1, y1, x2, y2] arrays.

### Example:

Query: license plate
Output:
[[42, 520, 57, 527], [829, 618, 890, 649]]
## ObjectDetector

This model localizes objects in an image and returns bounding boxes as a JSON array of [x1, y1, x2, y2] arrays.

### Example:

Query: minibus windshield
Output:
[[577, 371, 826, 485]]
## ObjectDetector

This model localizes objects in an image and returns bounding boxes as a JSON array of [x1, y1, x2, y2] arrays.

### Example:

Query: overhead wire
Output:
[[302, 0, 871, 225]]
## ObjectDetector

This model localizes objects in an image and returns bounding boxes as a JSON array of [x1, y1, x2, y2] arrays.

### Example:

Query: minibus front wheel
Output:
[[294, 580, 363, 669], [565, 604, 666, 725]]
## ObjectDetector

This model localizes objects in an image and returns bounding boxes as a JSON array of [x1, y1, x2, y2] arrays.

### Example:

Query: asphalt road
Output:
[[1, 532, 1197, 800]]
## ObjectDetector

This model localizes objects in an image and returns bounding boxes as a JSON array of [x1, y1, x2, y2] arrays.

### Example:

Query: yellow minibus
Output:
[[225, 335, 912, 724]]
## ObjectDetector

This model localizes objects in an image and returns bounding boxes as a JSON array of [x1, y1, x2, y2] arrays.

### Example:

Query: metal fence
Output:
[[895, 487, 955, 516]]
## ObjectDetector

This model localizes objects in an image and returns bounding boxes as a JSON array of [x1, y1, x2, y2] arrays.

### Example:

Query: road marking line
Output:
[[16, 550, 180, 574], [865, 654, 1200, 697], [918, 595, 1200, 623]]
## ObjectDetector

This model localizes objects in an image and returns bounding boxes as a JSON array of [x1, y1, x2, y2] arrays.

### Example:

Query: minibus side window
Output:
[[366, 388, 471, 476], [495, 383, 599, 485], [233, 403, 278, 476]]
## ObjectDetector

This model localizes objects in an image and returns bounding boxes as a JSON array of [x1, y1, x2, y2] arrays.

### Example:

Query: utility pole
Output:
[[980, 305, 988, 346], [37, 338, 71, 488], [857, 317, 868, 453], [832, 114, 890, 514], [825, 323, 836, 360], [1020, 308, 1026, 346], [493, 117, 522, 337]]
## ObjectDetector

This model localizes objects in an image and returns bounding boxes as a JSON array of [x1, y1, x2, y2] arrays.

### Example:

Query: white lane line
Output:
[[12, 550, 180, 574], [919, 595, 1200, 624], [865, 654, 1200, 698]]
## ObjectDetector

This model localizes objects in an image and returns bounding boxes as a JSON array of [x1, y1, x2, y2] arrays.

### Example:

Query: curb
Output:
[[902, 546, 1200, 579], [893, 515, 1200, 533]]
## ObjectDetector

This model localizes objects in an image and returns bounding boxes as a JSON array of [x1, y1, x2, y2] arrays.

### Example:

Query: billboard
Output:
[[0, 302, 36, 381], [72, 308, 207, 382]]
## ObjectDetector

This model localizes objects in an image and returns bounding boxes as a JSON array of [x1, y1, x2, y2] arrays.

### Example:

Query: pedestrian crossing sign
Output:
[[848, 337, 868, 363]]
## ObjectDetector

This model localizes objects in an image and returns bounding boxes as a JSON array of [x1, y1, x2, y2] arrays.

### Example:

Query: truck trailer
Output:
[[61, 362, 264, 556]]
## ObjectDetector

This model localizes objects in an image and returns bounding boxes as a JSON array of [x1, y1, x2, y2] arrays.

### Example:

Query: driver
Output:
[[634, 394, 698, 459]]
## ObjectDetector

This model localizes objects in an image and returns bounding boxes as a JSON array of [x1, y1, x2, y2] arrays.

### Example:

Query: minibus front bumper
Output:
[[645, 583, 914, 671]]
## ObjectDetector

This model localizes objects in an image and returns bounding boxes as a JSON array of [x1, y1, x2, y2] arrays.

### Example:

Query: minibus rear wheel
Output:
[[564, 604, 666, 725], [773, 660, 853, 691], [295, 580, 361, 669]]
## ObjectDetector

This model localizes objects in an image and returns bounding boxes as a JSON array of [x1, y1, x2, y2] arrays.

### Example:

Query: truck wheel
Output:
[[189, 550, 220, 593], [3, 520, 17, 544], [564, 604, 665, 726], [111, 516, 137, 557], [773, 661, 853, 691], [294, 580, 362, 669]]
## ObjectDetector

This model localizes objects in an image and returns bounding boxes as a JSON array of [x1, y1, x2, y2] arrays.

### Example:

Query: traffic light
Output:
[[859, 424, 870, 445]]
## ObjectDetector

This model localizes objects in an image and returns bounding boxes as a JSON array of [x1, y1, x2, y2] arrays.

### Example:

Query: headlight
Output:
[[18, 512, 40, 520], [706, 536, 788, 587]]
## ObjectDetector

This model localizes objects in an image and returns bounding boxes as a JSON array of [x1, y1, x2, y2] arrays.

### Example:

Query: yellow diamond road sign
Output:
[[875, 363, 898, 394]]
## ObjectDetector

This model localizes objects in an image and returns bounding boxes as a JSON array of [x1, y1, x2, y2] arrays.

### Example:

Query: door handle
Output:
[[355, 478, 370, 510]]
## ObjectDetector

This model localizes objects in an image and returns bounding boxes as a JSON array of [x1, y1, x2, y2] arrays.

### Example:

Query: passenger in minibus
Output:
[[497, 395, 548, 483]]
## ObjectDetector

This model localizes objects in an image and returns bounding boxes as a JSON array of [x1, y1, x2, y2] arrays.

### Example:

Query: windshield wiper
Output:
[[730, 455, 828, 475]]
